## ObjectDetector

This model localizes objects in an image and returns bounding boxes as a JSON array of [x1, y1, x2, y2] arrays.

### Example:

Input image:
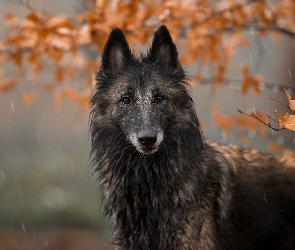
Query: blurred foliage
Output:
[[0, 0, 294, 134]]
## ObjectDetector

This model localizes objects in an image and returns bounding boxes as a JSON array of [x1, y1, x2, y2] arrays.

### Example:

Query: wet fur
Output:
[[90, 26, 295, 249]]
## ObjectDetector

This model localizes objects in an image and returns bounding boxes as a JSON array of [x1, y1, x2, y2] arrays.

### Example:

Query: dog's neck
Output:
[[99, 136, 206, 249]]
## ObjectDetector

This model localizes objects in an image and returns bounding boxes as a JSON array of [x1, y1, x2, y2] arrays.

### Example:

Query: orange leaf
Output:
[[267, 143, 283, 153], [54, 91, 63, 109], [76, 14, 84, 23], [22, 91, 39, 106], [282, 114, 295, 131], [48, 47, 63, 63], [76, 91, 91, 109], [62, 88, 78, 101], [54, 67, 64, 82], [8, 52, 23, 72], [45, 16, 73, 31], [4, 12, 18, 27], [0, 78, 17, 92], [27, 52, 37, 65], [284, 89, 295, 111], [44, 83, 54, 92], [274, 110, 284, 128], [274, 110, 295, 131], [241, 66, 263, 95]]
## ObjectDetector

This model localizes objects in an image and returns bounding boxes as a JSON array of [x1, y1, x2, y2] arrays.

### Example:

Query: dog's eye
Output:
[[121, 97, 131, 105], [153, 95, 164, 104]]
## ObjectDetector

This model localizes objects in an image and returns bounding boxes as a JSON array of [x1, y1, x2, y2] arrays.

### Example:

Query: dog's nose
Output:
[[137, 130, 157, 147]]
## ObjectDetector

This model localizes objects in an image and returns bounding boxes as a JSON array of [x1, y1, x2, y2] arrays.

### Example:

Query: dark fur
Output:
[[90, 26, 295, 249]]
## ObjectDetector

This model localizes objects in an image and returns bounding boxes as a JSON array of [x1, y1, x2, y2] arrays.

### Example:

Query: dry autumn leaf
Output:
[[0, 78, 17, 92], [267, 143, 283, 153], [22, 91, 39, 106], [272, 90, 295, 132], [4, 12, 18, 27], [211, 102, 268, 136], [284, 89, 295, 111], [54, 91, 63, 109], [274, 111, 295, 132], [241, 66, 263, 95]]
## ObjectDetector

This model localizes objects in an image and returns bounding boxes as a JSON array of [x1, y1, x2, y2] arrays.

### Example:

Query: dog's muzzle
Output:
[[129, 129, 164, 155]]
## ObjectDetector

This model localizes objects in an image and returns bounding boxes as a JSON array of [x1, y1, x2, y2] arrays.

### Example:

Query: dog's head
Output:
[[91, 26, 195, 155]]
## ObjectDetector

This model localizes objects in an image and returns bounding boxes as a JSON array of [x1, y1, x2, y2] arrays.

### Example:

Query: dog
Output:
[[90, 25, 295, 249]]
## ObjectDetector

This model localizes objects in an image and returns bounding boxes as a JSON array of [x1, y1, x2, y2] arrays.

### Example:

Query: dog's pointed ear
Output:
[[101, 28, 131, 76], [149, 25, 179, 72]]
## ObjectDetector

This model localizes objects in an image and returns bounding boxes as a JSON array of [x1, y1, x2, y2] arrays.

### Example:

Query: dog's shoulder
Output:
[[204, 141, 295, 249], [205, 140, 295, 172]]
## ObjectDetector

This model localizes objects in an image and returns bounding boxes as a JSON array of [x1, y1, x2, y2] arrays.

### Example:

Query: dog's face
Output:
[[92, 26, 192, 155]]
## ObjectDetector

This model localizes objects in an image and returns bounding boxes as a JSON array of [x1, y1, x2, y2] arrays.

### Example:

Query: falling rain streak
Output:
[[288, 68, 292, 79], [10, 101, 14, 112], [22, 222, 26, 233]]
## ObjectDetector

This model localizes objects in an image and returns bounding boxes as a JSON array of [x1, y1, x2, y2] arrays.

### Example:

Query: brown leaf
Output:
[[7, 52, 23, 72], [22, 91, 39, 106], [241, 66, 263, 95], [54, 67, 64, 82], [26, 12, 40, 23], [76, 14, 84, 23], [4, 12, 18, 27], [54, 91, 63, 109], [76, 91, 91, 109], [0, 78, 17, 92], [47, 46, 63, 64], [274, 110, 284, 128], [44, 83, 54, 92], [284, 89, 295, 111], [267, 143, 283, 153], [76, 25, 92, 45], [274, 110, 295, 131], [62, 88, 78, 102], [45, 16, 73, 31]]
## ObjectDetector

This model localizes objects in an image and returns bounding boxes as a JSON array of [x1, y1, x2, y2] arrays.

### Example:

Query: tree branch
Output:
[[237, 109, 283, 131]]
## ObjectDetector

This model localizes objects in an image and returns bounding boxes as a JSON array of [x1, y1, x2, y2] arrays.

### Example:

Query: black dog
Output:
[[90, 25, 295, 249]]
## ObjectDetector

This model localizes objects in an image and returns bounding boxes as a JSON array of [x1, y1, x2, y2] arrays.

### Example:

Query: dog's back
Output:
[[90, 25, 295, 249], [207, 142, 295, 249]]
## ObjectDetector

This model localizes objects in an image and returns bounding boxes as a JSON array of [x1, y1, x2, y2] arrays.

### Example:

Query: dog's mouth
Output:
[[129, 130, 163, 155], [137, 145, 159, 155]]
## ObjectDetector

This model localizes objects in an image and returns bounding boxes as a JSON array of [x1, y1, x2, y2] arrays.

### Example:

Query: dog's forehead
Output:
[[112, 66, 166, 96]]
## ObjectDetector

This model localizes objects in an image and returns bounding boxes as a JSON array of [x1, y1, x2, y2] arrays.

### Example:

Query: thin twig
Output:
[[237, 109, 283, 131], [270, 97, 295, 113]]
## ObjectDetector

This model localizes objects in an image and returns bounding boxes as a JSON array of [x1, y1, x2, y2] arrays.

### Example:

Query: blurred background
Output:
[[0, 0, 294, 249]]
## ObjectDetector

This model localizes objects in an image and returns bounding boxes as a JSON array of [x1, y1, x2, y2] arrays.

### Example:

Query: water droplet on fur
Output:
[[277, 136, 284, 145], [263, 192, 267, 204]]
